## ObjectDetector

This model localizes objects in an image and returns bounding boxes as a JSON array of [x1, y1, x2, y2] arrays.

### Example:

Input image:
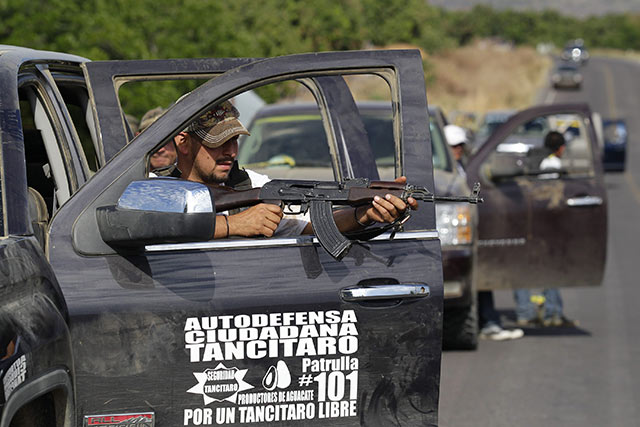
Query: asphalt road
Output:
[[438, 56, 640, 426]]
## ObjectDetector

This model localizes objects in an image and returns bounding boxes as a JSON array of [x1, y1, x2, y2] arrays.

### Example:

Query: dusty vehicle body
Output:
[[236, 99, 610, 347], [0, 45, 446, 426], [425, 107, 478, 349], [237, 102, 478, 349], [423, 102, 606, 338], [466, 103, 607, 291], [472, 110, 514, 150]]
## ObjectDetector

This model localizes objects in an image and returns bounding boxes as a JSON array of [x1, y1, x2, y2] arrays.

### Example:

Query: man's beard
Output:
[[194, 157, 232, 184]]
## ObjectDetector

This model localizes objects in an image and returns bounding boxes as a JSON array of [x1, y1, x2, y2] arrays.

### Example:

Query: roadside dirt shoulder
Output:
[[425, 40, 552, 122]]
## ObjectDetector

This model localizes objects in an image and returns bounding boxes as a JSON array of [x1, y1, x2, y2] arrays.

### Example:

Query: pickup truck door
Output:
[[466, 103, 607, 290], [49, 50, 444, 426], [81, 57, 257, 164]]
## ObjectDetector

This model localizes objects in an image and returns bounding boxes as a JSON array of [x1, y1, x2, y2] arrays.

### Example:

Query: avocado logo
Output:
[[262, 360, 292, 391]]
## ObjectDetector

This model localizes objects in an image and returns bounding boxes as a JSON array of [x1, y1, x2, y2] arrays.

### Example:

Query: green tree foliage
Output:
[[582, 14, 640, 50], [361, 0, 454, 51], [3, 0, 639, 58], [2, 1, 639, 57], [441, 4, 639, 50], [1, 0, 639, 114]]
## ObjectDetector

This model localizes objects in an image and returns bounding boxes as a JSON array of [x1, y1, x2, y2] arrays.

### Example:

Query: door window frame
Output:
[[17, 73, 79, 209], [468, 103, 604, 186], [49, 71, 101, 175], [67, 50, 435, 256]]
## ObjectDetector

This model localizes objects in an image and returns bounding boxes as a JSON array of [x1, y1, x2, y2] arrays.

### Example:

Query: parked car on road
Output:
[[1, 45, 444, 426], [601, 119, 627, 171], [238, 102, 480, 350], [551, 63, 583, 90]]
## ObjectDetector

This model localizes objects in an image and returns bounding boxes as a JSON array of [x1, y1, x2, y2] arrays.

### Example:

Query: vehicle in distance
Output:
[[561, 39, 589, 64], [1, 45, 444, 426], [551, 63, 583, 90], [601, 118, 627, 171], [238, 102, 480, 350]]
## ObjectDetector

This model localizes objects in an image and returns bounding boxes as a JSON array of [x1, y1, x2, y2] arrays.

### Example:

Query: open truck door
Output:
[[48, 50, 445, 425], [466, 103, 607, 291]]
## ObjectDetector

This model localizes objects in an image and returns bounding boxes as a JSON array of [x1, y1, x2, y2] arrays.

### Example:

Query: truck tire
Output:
[[8, 393, 55, 427], [442, 296, 478, 350]]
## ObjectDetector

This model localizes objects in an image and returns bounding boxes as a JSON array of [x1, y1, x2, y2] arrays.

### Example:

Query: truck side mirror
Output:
[[96, 178, 216, 247]]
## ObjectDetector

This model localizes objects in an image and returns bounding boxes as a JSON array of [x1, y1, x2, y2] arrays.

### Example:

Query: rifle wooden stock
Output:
[[368, 180, 407, 189], [346, 187, 404, 205], [208, 180, 410, 213], [207, 186, 264, 212]]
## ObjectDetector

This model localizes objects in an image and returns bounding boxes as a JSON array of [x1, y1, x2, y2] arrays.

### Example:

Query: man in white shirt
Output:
[[444, 124, 469, 178], [514, 130, 577, 328], [173, 101, 417, 239], [538, 130, 565, 179]]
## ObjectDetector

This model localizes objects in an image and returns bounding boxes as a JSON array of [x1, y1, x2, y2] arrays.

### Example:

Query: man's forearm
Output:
[[301, 206, 371, 235], [214, 215, 230, 238]]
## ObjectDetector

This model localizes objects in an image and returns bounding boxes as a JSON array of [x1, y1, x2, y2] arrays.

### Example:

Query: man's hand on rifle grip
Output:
[[220, 203, 284, 238], [362, 176, 418, 224]]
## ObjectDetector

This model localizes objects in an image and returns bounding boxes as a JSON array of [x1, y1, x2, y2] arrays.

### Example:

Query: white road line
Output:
[[544, 89, 556, 104], [625, 171, 640, 206], [602, 64, 618, 117]]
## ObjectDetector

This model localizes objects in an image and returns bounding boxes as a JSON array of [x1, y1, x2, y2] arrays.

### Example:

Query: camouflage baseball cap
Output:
[[185, 101, 249, 148], [139, 107, 166, 132]]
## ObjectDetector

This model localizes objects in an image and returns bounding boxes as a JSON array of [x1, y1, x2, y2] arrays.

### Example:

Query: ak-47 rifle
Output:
[[210, 178, 483, 260]]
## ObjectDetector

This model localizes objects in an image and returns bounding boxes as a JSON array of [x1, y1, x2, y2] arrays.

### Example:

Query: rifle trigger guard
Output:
[[283, 202, 304, 215]]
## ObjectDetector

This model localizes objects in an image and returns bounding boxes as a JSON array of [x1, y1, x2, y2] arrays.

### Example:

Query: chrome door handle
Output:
[[340, 284, 430, 302], [566, 196, 603, 207]]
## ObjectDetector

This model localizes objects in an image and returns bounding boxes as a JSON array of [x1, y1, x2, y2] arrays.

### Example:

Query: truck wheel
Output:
[[9, 393, 56, 427], [442, 297, 478, 350]]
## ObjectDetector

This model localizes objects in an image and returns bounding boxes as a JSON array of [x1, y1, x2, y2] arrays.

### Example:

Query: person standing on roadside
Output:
[[444, 124, 524, 341], [514, 131, 578, 328]]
